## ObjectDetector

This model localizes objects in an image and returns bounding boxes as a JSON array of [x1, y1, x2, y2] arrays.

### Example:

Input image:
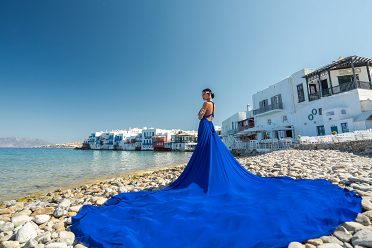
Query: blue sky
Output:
[[1, 0, 371, 143]]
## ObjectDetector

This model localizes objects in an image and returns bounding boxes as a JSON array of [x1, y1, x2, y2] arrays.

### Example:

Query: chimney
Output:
[[247, 104, 251, 112]]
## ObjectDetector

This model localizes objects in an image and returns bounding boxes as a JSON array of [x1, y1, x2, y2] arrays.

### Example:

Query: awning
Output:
[[355, 111, 372, 122], [271, 126, 293, 131]]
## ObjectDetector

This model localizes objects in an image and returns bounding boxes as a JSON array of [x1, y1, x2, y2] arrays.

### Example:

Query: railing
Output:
[[253, 102, 283, 115], [227, 129, 239, 135], [309, 92, 321, 102], [321, 88, 332, 97], [309, 81, 372, 101]]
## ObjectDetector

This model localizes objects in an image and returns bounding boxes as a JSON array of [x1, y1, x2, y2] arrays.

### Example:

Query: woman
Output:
[[71, 89, 361, 248]]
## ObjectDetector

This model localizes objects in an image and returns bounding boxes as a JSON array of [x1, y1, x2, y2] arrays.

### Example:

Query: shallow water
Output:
[[0, 148, 192, 202]]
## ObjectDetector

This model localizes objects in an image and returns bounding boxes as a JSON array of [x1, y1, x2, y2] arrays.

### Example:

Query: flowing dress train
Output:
[[71, 102, 362, 248]]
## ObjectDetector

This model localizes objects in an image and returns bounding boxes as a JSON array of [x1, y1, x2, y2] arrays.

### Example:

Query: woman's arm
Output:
[[198, 102, 208, 120]]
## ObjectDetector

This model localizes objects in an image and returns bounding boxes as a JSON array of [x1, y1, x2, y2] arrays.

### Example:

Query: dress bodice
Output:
[[203, 101, 214, 119]]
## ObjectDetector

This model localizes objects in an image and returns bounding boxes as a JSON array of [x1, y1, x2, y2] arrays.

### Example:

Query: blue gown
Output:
[[71, 101, 362, 248]]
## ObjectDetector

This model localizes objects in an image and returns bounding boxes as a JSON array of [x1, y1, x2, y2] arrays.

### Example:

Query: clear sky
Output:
[[1, 0, 371, 144]]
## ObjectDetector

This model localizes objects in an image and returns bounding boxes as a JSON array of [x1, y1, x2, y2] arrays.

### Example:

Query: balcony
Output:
[[227, 129, 239, 135], [253, 102, 284, 116], [309, 81, 372, 102]]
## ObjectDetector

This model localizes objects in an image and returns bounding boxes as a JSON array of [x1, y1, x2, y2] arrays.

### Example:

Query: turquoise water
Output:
[[0, 148, 192, 202]]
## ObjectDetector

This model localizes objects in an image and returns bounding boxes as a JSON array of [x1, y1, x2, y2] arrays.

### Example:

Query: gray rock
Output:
[[352, 229, 372, 247], [58, 200, 71, 210], [15, 222, 37, 244], [11, 214, 33, 228], [35, 232, 51, 244], [362, 198, 372, 211], [30, 202, 46, 212], [68, 206, 82, 213], [356, 213, 372, 226], [0, 221, 14, 232], [320, 236, 343, 245], [73, 244, 88, 248], [33, 215, 50, 225], [24, 238, 38, 248], [2, 200, 16, 207], [65, 218, 72, 226], [2, 241, 20, 248], [53, 208, 67, 218], [342, 222, 365, 232], [288, 242, 305, 248], [58, 231, 75, 245], [16, 210, 32, 217], [44, 243, 68, 248], [343, 242, 353, 248], [363, 210, 372, 221], [118, 187, 127, 194], [333, 230, 352, 243], [317, 244, 343, 248]]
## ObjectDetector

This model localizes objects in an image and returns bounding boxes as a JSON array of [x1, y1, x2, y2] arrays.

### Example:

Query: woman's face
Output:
[[202, 91, 210, 101]]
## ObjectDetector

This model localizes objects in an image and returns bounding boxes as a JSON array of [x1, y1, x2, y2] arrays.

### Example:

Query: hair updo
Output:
[[202, 88, 215, 99]]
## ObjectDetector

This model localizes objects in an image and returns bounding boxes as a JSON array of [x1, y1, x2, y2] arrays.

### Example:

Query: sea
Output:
[[0, 148, 193, 202]]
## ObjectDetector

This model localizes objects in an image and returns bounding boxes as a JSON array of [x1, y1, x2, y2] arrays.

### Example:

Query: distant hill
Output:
[[0, 136, 54, 148]]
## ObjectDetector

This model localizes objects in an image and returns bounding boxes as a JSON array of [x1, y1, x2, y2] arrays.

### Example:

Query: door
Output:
[[331, 126, 338, 135], [317, 125, 325, 136]]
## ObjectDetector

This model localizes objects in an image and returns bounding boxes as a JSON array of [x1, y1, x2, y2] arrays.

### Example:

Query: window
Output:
[[341, 123, 349, 133], [271, 94, 282, 105], [326, 111, 334, 116], [267, 118, 272, 125], [232, 122, 234, 129], [319, 108, 323, 115], [338, 75, 359, 85], [341, 109, 346, 114], [297, 84, 305, 102], [259, 99, 269, 108], [317, 126, 325, 136], [282, 115, 288, 122]]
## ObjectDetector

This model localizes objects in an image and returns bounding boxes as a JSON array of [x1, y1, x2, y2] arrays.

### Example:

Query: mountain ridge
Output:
[[0, 136, 54, 148]]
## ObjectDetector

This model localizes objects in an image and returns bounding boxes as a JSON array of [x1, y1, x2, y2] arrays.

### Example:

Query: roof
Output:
[[355, 111, 372, 122], [303, 55, 372, 78]]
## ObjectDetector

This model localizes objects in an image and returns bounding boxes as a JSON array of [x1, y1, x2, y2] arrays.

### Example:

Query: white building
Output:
[[171, 132, 198, 151], [221, 111, 247, 150], [234, 55, 372, 142], [141, 128, 176, 151]]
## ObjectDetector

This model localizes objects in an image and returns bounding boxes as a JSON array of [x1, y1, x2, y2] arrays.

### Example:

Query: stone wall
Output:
[[292, 139, 372, 155]]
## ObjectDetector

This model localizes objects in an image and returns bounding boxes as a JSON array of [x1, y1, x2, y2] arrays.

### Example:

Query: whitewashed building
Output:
[[221, 111, 247, 150], [234, 55, 372, 142], [141, 128, 176, 151]]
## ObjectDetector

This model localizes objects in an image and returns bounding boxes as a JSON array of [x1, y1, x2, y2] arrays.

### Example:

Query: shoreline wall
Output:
[[292, 139, 372, 155]]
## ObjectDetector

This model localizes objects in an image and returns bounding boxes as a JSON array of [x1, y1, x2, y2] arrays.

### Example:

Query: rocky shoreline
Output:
[[1, 148, 372, 248]]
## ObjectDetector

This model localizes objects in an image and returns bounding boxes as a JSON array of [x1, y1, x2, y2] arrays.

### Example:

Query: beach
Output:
[[1, 148, 372, 247]]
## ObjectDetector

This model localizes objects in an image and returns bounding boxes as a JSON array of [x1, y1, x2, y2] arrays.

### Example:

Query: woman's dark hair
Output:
[[202, 88, 215, 99]]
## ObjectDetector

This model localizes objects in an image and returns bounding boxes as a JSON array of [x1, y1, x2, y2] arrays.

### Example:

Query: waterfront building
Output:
[[171, 133, 198, 151], [88, 131, 103, 150], [141, 128, 176, 151], [233, 55, 372, 145], [221, 111, 247, 150]]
